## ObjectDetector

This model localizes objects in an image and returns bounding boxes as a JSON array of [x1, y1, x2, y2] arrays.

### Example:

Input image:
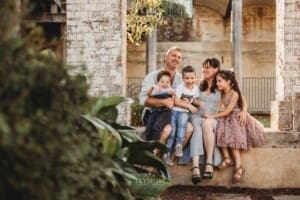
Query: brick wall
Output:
[[157, 18, 194, 41], [271, 0, 300, 131], [66, 0, 128, 124]]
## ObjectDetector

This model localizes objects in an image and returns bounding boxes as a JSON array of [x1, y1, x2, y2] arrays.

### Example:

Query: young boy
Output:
[[144, 70, 175, 141], [165, 66, 200, 164]]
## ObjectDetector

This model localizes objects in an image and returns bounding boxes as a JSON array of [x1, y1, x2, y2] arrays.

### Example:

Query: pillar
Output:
[[271, 0, 300, 131], [231, 0, 243, 88], [66, 0, 128, 124], [147, 28, 157, 73]]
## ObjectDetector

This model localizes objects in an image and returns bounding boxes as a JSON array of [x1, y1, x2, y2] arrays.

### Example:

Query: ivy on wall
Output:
[[127, 0, 189, 45], [127, 0, 166, 45]]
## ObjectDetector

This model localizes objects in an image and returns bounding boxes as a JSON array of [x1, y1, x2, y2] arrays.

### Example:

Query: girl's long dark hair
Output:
[[200, 58, 220, 93], [217, 70, 243, 109]]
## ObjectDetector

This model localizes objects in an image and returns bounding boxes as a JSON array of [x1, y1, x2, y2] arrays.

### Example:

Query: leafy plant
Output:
[[83, 97, 172, 198], [161, 0, 189, 18], [127, 0, 167, 45], [131, 103, 144, 126], [0, 1, 171, 199]]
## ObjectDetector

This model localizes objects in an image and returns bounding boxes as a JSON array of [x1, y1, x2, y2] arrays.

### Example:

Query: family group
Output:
[[138, 46, 264, 184]]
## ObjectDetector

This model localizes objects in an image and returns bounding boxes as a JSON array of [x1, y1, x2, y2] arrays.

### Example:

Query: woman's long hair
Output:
[[216, 70, 243, 109], [200, 58, 221, 93]]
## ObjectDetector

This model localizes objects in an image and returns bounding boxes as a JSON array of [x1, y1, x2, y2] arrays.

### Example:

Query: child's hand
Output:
[[182, 98, 190, 102], [167, 88, 175, 95], [202, 113, 208, 118], [202, 113, 213, 119], [237, 110, 247, 125], [163, 98, 174, 109], [188, 104, 198, 114], [199, 101, 205, 110], [152, 85, 160, 91]]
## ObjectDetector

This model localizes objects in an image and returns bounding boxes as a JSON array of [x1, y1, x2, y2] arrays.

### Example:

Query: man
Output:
[[139, 46, 196, 148]]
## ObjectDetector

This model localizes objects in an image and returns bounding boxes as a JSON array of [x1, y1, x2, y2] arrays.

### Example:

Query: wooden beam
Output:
[[224, 0, 232, 19], [27, 13, 66, 23]]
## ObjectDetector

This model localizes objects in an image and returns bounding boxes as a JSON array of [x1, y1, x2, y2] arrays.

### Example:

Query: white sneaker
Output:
[[163, 153, 174, 166], [175, 144, 183, 157]]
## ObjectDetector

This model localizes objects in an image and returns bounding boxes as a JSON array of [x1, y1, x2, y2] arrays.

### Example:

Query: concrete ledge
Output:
[[134, 127, 300, 188], [170, 147, 300, 188], [262, 129, 299, 148]]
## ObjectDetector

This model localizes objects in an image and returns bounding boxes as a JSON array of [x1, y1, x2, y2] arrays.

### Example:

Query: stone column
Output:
[[271, 0, 300, 131], [66, 0, 128, 124], [147, 29, 157, 73], [231, 0, 243, 89]]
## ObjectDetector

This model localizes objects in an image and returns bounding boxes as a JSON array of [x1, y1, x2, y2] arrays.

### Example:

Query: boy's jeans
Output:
[[166, 110, 189, 152]]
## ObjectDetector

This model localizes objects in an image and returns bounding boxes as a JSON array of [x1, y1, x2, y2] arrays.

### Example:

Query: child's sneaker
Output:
[[163, 153, 174, 166], [175, 144, 183, 157]]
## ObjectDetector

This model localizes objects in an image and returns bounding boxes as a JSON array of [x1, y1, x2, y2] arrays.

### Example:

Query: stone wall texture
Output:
[[66, 0, 128, 124], [128, 5, 276, 78], [271, 0, 300, 130], [66, 0, 126, 97]]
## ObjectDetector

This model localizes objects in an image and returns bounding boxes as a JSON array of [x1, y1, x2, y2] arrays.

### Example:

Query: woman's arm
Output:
[[204, 92, 238, 119]]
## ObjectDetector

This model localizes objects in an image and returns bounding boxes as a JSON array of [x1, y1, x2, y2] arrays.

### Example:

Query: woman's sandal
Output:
[[217, 157, 234, 169], [232, 166, 244, 183], [202, 163, 214, 179], [191, 166, 202, 184]]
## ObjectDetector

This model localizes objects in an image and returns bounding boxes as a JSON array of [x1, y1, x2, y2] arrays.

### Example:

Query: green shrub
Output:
[[131, 103, 144, 126], [0, 1, 171, 199], [162, 0, 189, 18]]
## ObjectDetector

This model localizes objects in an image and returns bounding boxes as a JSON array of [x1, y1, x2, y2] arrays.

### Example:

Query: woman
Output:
[[189, 58, 247, 184]]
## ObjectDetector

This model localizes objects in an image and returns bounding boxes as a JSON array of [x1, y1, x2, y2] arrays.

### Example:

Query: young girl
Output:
[[203, 70, 264, 183]]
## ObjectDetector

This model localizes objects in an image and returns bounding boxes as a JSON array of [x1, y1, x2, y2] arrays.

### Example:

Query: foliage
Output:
[[131, 103, 144, 126], [0, 1, 171, 199], [161, 0, 189, 18], [83, 97, 171, 199], [127, 0, 167, 45]]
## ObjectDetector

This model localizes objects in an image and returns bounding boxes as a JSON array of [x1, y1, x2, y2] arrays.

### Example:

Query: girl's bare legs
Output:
[[202, 119, 215, 173], [231, 148, 244, 183], [218, 147, 234, 169], [231, 148, 241, 168]]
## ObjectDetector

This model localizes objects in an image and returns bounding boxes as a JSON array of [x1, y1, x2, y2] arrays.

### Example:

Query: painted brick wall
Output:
[[66, 0, 128, 124], [271, 0, 300, 130]]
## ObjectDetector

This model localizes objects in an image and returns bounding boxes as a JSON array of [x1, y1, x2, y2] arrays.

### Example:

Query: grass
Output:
[[254, 115, 270, 128]]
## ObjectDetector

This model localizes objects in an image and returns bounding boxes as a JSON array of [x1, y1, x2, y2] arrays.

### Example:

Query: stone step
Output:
[[169, 147, 300, 188], [134, 127, 300, 188]]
